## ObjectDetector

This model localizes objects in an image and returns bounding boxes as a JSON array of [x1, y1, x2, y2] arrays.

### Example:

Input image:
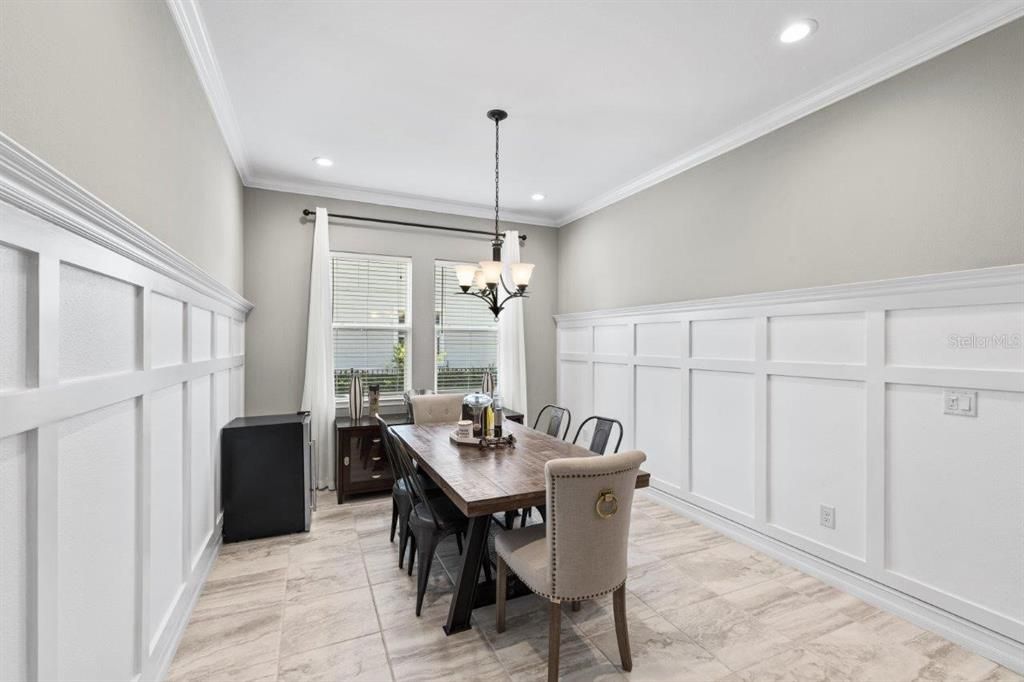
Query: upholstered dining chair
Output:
[[572, 416, 624, 455], [409, 393, 464, 424], [495, 450, 647, 682]]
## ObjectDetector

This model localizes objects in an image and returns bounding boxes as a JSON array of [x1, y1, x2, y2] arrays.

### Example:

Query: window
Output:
[[434, 261, 498, 393], [332, 253, 411, 401]]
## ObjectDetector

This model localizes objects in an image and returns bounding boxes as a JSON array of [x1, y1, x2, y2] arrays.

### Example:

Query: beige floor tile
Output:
[[383, 618, 509, 681], [732, 646, 848, 682], [371, 569, 453, 631], [279, 585, 380, 658], [856, 610, 926, 644], [509, 636, 626, 682], [278, 631, 393, 682], [591, 614, 733, 681], [722, 580, 852, 644], [566, 589, 658, 638], [777, 573, 879, 621], [804, 621, 931, 682], [286, 550, 367, 601], [631, 522, 732, 559], [167, 605, 282, 680], [479, 601, 595, 676], [627, 560, 718, 615], [210, 536, 291, 581], [671, 542, 796, 596], [905, 631, 1001, 682], [287, 528, 361, 565], [167, 657, 278, 682], [363, 543, 417, 585], [659, 595, 794, 671], [191, 567, 288, 621]]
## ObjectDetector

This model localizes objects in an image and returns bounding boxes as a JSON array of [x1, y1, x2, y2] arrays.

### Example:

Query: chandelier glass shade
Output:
[[456, 109, 535, 320]]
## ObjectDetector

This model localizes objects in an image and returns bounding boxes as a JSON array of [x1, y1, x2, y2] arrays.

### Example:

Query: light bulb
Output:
[[480, 261, 503, 285], [455, 264, 477, 291]]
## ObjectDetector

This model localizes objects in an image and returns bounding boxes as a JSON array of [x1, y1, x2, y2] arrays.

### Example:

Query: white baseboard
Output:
[[146, 520, 222, 682], [642, 488, 1024, 674]]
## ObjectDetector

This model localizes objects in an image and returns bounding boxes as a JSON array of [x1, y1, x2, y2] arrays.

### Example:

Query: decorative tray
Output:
[[450, 431, 516, 449]]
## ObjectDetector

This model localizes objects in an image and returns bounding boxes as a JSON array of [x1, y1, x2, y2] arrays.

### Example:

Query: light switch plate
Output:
[[943, 390, 977, 417]]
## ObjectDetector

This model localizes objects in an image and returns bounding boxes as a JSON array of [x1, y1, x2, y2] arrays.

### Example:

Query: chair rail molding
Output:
[[555, 265, 1024, 672], [0, 132, 249, 681]]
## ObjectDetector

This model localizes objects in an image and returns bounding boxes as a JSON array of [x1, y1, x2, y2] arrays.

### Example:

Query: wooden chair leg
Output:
[[612, 585, 632, 672], [496, 555, 507, 633], [548, 601, 561, 682]]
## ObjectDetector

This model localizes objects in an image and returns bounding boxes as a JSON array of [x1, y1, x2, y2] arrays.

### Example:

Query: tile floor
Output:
[[167, 492, 1020, 681]]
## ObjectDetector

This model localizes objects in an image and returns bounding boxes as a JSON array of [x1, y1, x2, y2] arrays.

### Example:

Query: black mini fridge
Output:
[[221, 412, 314, 543]]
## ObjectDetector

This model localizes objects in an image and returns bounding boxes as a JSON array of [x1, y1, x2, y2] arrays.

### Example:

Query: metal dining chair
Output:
[[572, 416, 624, 455], [506, 404, 574, 529], [383, 423, 489, 616], [495, 450, 647, 681], [375, 415, 442, 570], [533, 404, 572, 440]]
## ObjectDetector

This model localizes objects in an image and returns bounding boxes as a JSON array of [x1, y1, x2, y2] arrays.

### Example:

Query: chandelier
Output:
[[454, 109, 535, 320]]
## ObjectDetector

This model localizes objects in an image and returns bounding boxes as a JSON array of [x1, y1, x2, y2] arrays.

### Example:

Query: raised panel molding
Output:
[[556, 265, 1024, 671], [0, 137, 249, 681]]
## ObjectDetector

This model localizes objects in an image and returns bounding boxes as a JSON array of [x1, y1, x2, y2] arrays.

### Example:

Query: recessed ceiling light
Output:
[[531, 193, 545, 201], [780, 19, 818, 44], [313, 156, 334, 167]]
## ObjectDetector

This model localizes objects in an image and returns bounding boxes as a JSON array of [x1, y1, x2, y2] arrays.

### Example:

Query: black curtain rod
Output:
[[301, 209, 527, 244]]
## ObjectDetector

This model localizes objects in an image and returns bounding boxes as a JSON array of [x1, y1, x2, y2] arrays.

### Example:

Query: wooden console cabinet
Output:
[[336, 408, 524, 503]]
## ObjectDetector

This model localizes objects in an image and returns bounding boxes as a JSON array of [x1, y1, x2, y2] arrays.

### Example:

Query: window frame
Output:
[[433, 259, 499, 394], [330, 250, 413, 407]]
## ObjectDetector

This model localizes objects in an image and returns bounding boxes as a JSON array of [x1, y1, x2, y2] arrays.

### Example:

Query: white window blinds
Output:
[[332, 253, 411, 399], [434, 261, 498, 393]]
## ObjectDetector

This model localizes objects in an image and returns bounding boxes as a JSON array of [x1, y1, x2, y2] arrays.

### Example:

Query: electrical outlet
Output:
[[820, 505, 836, 530]]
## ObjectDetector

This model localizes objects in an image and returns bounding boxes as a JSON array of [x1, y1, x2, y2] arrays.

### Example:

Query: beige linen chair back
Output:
[[410, 393, 464, 425], [544, 450, 646, 601]]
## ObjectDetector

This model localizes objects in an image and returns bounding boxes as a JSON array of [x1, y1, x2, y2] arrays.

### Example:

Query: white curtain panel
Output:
[[301, 207, 336, 489], [498, 230, 528, 421]]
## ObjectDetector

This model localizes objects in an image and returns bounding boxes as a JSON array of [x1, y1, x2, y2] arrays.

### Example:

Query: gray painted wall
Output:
[[557, 19, 1024, 314], [243, 188, 559, 418], [0, 0, 244, 292]]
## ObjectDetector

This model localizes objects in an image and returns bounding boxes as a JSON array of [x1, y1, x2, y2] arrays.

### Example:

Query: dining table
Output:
[[391, 418, 650, 635]]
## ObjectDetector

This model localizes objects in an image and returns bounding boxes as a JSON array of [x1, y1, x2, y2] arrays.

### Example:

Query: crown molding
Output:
[[554, 0, 1024, 226], [165, 0, 252, 182], [553, 264, 1024, 323], [0, 132, 253, 314], [245, 174, 559, 228]]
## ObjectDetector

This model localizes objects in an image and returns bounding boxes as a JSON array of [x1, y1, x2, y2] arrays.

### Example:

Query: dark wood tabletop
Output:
[[391, 419, 650, 517]]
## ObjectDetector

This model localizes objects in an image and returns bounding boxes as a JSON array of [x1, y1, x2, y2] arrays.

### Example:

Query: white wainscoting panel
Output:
[[0, 432, 30, 682], [556, 265, 1024, 670], [0, 133, 252, 682], [690, 317, 755, 360], [769, 312, 865, 364], [189, 375, 213, 566], [691, 369, 756, 516], [0, 243, 33, 392], [636, 321, 683, 358], [59, 263, 140, 381], [151, 293, 185, 369], [768, 376, 866, 559], [148, 384, 185, 652], [635, 365, 683, 491], [886, 384, 1024, 627], [57, 400, 139, 682], [887, 304, 1024, 371], [593, 324, 631, 355]]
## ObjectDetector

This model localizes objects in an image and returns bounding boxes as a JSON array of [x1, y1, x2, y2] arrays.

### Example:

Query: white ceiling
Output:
[[180, 0, 1022, 226]]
